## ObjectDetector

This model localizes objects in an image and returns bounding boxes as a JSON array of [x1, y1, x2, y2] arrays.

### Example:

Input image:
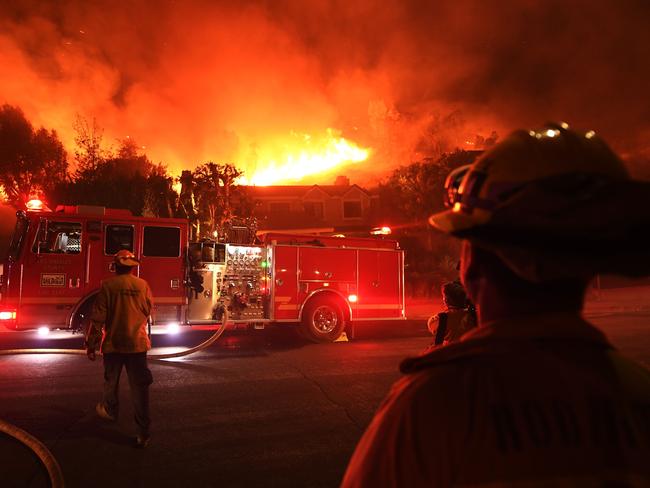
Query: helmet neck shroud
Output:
[[460, 242, 587, 326], [115, 264, 134, 275], [454, 176, 650, 282]]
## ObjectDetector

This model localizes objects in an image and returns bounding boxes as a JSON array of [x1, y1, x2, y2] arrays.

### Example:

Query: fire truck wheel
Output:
[[70, 297, 96, 333], [301, 296, 345, 343]]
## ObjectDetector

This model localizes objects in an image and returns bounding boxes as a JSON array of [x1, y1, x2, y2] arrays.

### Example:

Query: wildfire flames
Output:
[[0, 1, 648, 187], [239, 129, 370, 186]]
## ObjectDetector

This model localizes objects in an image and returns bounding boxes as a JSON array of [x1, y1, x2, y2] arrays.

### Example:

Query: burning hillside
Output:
[[0, 0, 648, 184]]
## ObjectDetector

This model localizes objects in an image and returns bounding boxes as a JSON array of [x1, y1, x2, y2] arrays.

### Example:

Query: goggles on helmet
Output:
[[432, 122, 631, 235], [443, 165, 507, 213], [443, 165, 469, 208]]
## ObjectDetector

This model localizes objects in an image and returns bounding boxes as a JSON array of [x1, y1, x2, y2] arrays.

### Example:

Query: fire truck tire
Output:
[[70, 296, 96, 333], [301, 295, 345, 343]]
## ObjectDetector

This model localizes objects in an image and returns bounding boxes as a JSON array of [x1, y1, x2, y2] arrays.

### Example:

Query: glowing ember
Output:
[[239, 129, 370, 186]]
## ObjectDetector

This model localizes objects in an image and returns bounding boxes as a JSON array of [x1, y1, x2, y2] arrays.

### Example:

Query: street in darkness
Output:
[[1, 313, 649, 487]]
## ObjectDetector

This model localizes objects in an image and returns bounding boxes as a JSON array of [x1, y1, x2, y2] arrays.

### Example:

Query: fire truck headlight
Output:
[[348, 294, 358, 303], [0, 311, 16, 320], [37, 326, 50, 337], [166, 322, 180, 335]]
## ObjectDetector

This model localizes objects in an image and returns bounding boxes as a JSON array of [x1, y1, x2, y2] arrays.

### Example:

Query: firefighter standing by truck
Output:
[[85, 250, 154, 448], [427, 280, 477, 346], [342, 123, 650, 486]]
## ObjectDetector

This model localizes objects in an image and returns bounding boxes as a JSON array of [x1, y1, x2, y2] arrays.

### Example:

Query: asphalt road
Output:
[[1, 314, 648, 488]]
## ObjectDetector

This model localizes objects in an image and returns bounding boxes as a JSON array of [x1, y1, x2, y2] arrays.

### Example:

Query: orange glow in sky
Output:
[[1, 1, 645, 187]]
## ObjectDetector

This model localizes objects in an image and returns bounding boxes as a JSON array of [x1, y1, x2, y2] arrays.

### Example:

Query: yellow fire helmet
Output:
[[429, 122, 629, 234], [114, 249, 140, 267], [429, 122, 650, 281]]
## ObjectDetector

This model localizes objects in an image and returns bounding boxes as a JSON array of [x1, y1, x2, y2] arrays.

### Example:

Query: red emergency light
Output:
[[370, 226, 392, 236], [25, 199, 46, 211]]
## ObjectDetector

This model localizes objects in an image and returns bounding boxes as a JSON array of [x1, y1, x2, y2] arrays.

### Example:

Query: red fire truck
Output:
[[0, 204, 405, 342]]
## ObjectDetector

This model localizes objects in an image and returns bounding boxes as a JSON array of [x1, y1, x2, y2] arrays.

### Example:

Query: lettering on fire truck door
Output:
[[19, 219, 85, 327], [26, 219, 85, 295], [273, 246, 299, 320]]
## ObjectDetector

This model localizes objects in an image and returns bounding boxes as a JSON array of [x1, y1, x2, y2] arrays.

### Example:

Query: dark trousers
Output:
[[102, 352, 153, 436]]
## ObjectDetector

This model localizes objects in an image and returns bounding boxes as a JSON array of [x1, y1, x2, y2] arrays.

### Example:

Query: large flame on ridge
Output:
[[239, 129, 370, 186]]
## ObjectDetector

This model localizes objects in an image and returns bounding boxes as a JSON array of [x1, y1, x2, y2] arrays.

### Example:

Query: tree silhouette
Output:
[[192, 162, 240, 238], [144, 163, 177, 218], [378, 149, 483, 224], [73, 115, 110, 174], [377, 149, 483, 296], [191, 162, 253, 239], [177, 170, 195, 219], [0, 104, 67, 208], [57, 136, 178, 217]]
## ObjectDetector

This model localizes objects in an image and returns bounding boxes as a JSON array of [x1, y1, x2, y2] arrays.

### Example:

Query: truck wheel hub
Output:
[[312, 306, 337, 333]]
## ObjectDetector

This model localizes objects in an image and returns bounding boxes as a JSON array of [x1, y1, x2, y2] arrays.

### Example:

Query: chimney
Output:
[[334, 175, 350, 186]]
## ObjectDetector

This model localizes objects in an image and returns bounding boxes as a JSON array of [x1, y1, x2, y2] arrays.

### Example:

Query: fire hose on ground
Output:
[[0, 308, 229, 359], [0, 309, 229, 487], [0, 418, 65, 488]]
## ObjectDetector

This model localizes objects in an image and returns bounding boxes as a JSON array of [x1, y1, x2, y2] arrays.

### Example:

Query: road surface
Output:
[[0, 313, 648, 487]]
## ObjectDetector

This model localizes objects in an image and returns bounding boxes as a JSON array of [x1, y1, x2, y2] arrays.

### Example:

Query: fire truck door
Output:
[[356, 250, 403, 319], [137, 224, 185, 310], [87, 222, 138, 291], [20, 219, 86, 327], [272, 246, 299, 320]]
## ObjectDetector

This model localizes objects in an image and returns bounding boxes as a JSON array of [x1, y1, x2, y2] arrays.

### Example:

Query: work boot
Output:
[[95, 402, 116, 422], [135, 434, 150, 449]]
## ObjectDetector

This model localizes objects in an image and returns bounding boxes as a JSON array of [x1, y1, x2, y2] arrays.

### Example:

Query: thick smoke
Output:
[[0, 0, 648, 183]]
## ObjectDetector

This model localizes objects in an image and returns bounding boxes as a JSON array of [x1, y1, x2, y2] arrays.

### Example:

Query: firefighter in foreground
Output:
[[341, 123, 650, 486], [86, 250, 154, 448]]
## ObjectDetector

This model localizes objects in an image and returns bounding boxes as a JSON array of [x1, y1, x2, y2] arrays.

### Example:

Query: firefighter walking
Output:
[[85, 250, 154, 448], [342, 123, 650, 486]]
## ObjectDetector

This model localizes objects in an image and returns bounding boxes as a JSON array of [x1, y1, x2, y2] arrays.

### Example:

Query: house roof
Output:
[[246, 184, 373, 199]]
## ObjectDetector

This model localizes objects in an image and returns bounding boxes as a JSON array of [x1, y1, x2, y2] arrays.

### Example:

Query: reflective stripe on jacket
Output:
[[87, 273, 153, 353]]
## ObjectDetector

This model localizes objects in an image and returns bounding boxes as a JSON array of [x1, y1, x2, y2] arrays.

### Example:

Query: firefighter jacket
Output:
[[87, 273, 153, 354], [428, 307, 476, 345], [341, 314, 650, 487]]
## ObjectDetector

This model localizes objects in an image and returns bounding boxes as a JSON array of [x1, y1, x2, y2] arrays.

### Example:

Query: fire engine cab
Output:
[[0, 205, 405, 342]]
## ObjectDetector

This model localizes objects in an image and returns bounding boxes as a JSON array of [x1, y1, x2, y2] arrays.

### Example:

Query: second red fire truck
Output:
[[0, 204, 405, 342]]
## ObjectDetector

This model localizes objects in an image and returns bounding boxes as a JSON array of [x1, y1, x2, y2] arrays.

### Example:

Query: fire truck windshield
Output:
[[7, 213, 29, 262], [32, 221, 82, 255]]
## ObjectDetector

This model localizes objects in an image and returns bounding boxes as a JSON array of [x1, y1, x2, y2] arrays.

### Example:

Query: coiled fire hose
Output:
[[0, 418, 65, 488], [0, 308, 229, 487]]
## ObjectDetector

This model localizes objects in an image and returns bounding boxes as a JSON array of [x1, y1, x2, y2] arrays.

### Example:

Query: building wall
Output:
[[252, 185, 378, 231]]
